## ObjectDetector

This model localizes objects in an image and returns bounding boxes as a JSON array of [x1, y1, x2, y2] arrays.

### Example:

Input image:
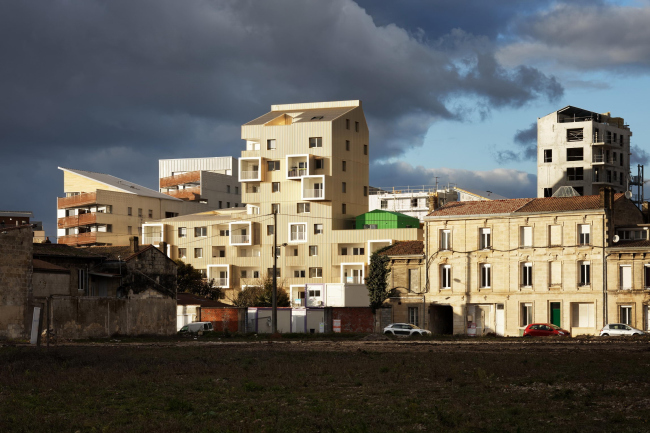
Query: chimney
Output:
[[599, 187, 614, 210], [160, 241, 168, 257], [129, 236, 139, 253], [643, 202, 650, 224], [428, 192, 439, 212]]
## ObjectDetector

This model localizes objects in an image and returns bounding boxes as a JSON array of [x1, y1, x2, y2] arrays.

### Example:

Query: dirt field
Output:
[[2, 337, 650, 432]]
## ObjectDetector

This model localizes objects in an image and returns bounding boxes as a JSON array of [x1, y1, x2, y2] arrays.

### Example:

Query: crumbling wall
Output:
[[123, 248, 177, 298], [49, 296, 176, 338], [0, 226, 33, 340]]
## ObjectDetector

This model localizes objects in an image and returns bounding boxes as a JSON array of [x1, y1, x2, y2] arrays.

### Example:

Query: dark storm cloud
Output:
[[0, 0, 562, 235], [494, 123, 538, 163], [631, 145, 650, 166]]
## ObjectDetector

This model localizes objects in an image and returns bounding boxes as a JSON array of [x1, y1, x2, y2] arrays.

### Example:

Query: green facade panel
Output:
[[355, 209, 420, 230]]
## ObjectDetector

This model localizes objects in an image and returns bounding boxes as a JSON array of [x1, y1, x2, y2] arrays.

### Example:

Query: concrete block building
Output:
[[537, 106, 632, 198]]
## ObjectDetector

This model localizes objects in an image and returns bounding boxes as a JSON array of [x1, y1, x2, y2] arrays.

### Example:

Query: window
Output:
[[543, 188, 553, 197], [315, 159, 324, 169], [272, 203, 280, 214], [620, 265, 632, 290], [268, 160, 280, 171], [219, 201, 222, 209], [579, 224, 590, 245], [309, 267, 323, 278], [579, 261, 590, 286], [548, 225, 561, 246], [127, 207, 132, 216], [408, 307, 419, 326], [178, 248, 187, 259], [213, 247, 225, 258], [440, 229, 451, 250], [381, 200, 388, 209], [521, 262, 533, 287], [353, 247, 364, 255], [342, 182, 347, 193], [342, 161, 347, 171], [128, 226, 132, 235], [148, 209, 153, 218], [520, 303, 533, 327], [364, 224, 378, 229], [441, 265, 451, 289], [567, 167, 583, 181], [311, 116, 323, 121], [364, 144, 368, 155], [297, 203, 310, 213], [308, 289, 321, 297], [549, 261, 561, 287], [165, 212, 178, 218], [411, 198, 418, 208], [241, 270, 247, 278], [346, 140, 350, 151], [267, 139, 276, 150], [275, 247, 281, 257], [290, 223, 306, 242], [309, 137, 322, 148], [607, 170, 612, 183], [520, 226, 533, 248], [645, 265, 650, 289], [567, 128, 583, 142], [227, 202, 230, 208], [408, 269, 420, 292], [292, 248, 298, 256], [194, 248, 203, 258], [267, 268, 281, 278], [574, 187, 584, 196], [620, 175, 623, 186], [567, 148, 584, 161], [267, 225, 274, 236], [106, 224, 112, 232], [346, 119, 350, 129], [272, 182, 280, 192], [613, 152, 617, 163], [620, 306, 632, 325], [341, 247, 348, 255], [314, 224, 323, 235], [235, 186, 239, 194], [178, 227, 187, 238], [480, 228, 491, 249], [544, 149, 552, 163], [480, 264, 491, 288], [253, 271, 260, 279], [227, 185, 231, 193], [355, 121, 359, 132], [195, 227, 207, 237], [309, 245, 318, 256], [294, 270, 306, 278], [219, 229, 230, 236], [571, 304, 595, 327], [342, 203, 346, 214]]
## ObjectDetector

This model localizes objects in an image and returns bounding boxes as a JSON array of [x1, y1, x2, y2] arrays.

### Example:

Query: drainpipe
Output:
[[603, 212, 609, 326]]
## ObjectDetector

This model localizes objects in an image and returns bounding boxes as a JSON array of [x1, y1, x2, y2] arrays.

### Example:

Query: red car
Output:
[[523, 323, 570, 337]]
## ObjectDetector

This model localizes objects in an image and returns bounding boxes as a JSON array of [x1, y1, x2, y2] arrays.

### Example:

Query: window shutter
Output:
[[549, 225, 561, 246]]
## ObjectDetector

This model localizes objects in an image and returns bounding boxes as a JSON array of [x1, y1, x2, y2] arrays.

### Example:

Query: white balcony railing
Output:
[[345, 276, 363, 284], [303, 189, 323, 199], [290, 232, 306, 242], [288, 168, 308, 178], [241, 171, 260, 180], [213, 278, 228, 287], [143, 235, 162, 245], [231, 235, 250, 243]]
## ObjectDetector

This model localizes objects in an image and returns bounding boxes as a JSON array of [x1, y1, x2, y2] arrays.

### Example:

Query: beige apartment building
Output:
[[421, 189, 647, 336], [143, 100, 422, 305], [57, 167, 218, 246]]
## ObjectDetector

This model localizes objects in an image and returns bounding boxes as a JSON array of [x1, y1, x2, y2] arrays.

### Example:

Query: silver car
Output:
[[383, 323, 431, 336], [599, 323, 645, 336]]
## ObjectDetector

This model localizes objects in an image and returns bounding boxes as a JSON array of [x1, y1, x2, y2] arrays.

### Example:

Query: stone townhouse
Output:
[[423, 189, 644, 337]]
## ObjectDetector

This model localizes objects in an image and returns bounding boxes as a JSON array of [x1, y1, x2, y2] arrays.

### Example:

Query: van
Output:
[[178, 322, 213, 334]]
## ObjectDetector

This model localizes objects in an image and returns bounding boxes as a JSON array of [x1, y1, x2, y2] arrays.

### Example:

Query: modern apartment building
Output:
[[537, 106, 632, 198], [57, 167, 218, 246], [158, 157, 242, 208], [143, 100, 422, 306], [421, 189, 647, 336]]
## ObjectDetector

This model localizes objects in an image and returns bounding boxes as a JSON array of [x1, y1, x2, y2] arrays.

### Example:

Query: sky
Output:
[[1, 0, 650, 238]]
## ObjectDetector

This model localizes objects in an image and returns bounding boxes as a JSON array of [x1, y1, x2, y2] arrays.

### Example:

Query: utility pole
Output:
[[272, 210, 278, 334]]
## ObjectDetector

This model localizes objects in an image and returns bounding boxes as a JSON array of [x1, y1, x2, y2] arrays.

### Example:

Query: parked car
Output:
[[178, 322, 213, 334], [383, 323, 431, 336], [599, 323, 644, 336], [523, 323, 570, 337]]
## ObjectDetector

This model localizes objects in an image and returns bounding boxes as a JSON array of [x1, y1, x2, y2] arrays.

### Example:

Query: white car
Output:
[[599, 323, 645, 336], [383, 323, 431, 336]]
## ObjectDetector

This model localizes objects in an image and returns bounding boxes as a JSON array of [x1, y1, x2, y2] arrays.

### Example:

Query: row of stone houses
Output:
[[383, 188, 650, 336]]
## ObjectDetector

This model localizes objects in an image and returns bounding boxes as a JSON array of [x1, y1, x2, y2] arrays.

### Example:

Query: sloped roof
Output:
[[84, 244, 165, 262], [455, 187, 509, 201], [0, 211, 34, 218], [244, 106, 357, 126], [177, 292, 231, 307], [33, 243, 105, 258], [379, 241, 424, 256], [59, 167, 182, 201], [516, 194, 624, 213], [33, 259, 69, 272], [428, 198, 534, 217]]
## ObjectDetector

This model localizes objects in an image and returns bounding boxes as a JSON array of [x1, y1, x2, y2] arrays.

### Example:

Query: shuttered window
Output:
[[620, 265, 632, 290], [520, 226, 533, 247], [549, 261, 562, 286], [549, 225, 562, 246], [572, 303, 595, 327]]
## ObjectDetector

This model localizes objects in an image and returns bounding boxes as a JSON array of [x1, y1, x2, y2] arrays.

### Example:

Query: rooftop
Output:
[[244, 101, 359, 126], [177, 292, 231, 308], [0, 211, 34, 218], [379, 241, 424, 256], [33, 243, 105, 258]]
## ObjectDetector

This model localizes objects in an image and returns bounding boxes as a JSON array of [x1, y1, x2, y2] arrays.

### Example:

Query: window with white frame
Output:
[[520, 303, 533, 327], [178, 227, 187, 238], [290, 223, 307, 242], [440, 229, 451, 250], [309, 137, 322, 148], [620, 265, 632, 290], [548, 225, 562, 247], [297, 203, 310, 213], [441, 265, 451, 289], [294, 270, 306, 278], [381, 200, 388, 209], [219, 229, 229, 236], [314, 224, 323, 235], [579, 261, 590, 286], [480, 264, 491, 288], [572, 302, 595, 327], [408, 307, 419, 326], [271, 203, 280, 214], [178, 248, 187, 259], [520, 226, 533, 248], [309, 245, 318, 256], [620, 305, 633, 325], [267, 139, 276, 150], [309, 267, 322, 278], [480, 228, 491, 250], [353, 247, 364, 255], [579, 224, 590, 245], [521, 262, 533, 287], [267, 268, 281, 278], [549, 261, 562, 287], [194, 248, 203, 258], [272, 182, 280, 192]]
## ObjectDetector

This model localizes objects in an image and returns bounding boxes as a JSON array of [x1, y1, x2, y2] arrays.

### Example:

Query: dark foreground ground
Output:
[[2, 336, 650, 432]]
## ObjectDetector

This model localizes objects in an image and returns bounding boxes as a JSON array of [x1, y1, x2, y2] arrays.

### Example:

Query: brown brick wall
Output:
[[331, 307, 374, 333], [201, 307, 241, 332]]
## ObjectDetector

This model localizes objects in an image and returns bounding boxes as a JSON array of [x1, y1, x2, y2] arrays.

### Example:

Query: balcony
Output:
[[341, 263, 365, 285], [230, 221, 253, 246], [213, 278, 228, 287], [57, 232, 98, 246], [301, 175, 326, 201], [286, 155, 310, 180], [159, 171, 200, 188], [239, 157, 262, 182], [241, 170, 260, 180], [208, 264, 229, 288], [57, 192, 97, 209], [57, 212, 97, 229], [143, 223, 165, 245], [303, 189, 323, 199], [163, 187, 201, 201], [231, 234, 250, 244], [592, 154, 612, 164]]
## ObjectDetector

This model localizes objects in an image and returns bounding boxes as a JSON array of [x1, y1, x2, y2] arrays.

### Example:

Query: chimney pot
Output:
[[129, 236, 139, 253]]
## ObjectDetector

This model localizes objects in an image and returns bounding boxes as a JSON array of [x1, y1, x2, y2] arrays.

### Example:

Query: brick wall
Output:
[[0, 226, 34, 339], [330, 307, 374, 333], [201, 307, 242, 332]]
